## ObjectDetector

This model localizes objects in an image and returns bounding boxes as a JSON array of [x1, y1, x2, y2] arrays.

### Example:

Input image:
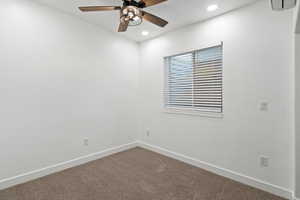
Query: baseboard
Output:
[[137, 141, 293, 200], [0, 141, 138, 190]]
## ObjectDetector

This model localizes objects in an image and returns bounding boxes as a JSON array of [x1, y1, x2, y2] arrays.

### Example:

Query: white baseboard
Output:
[[137, 141, 293, 200], [0, 142, 138, 190]]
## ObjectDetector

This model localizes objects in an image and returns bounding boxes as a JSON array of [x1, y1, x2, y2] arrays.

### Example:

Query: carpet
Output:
[[0, 147, 286, 200]]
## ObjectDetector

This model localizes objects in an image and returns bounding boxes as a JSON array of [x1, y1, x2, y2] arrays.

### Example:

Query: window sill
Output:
[[163, 107, 223, 119]]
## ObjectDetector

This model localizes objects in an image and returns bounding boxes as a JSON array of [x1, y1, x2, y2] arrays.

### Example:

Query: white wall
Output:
[[295, 33, 300, 198], [0, 0, 295, 196], [0, 0, 139, 181], [138, 0, 294, 191], [294, 0, 300, 197]]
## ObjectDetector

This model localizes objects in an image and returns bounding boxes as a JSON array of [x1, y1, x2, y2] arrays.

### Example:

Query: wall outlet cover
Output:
[[260, 102, 269, 111], [84, 138, 89, 146]]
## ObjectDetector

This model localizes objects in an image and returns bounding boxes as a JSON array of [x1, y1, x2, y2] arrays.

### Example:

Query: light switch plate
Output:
[[260, 156, 269, 167]]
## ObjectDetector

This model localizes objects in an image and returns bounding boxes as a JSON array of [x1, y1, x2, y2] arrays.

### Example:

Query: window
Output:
[[164, 44, 223, 114]]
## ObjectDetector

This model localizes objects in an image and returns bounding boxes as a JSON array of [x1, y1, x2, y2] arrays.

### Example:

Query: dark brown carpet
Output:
[[0, 147, 286, 200]]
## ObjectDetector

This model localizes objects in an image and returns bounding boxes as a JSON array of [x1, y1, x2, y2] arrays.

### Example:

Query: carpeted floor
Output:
[[0, 147, 286, 200]]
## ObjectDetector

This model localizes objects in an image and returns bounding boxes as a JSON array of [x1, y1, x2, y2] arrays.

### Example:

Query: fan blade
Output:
[[141, 0, 167, 7], [142, 11, 168, 27], [79, 6, 121, 12], [118, 21, 129, 32]]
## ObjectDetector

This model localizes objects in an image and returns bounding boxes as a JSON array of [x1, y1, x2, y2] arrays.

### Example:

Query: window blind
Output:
[[164, 44, 223, 113]]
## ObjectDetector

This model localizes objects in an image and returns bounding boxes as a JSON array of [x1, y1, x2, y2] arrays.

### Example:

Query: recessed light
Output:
[[207, 4, 218, 12], [142, 31, 149, 36]]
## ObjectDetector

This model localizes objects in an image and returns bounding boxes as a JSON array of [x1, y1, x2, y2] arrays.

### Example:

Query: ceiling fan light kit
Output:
[[121, 6, 143, 26], [79, 0, 168, 32]]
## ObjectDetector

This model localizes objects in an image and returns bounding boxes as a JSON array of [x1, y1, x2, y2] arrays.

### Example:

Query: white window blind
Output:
[[164, 44, 223, 113]]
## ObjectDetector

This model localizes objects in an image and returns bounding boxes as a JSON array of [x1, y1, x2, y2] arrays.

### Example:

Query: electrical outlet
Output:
[[84, 138, 89, 146], [260, 102, 269, 111], [146, 130, 150, 137], [260, 156, 269, 167]]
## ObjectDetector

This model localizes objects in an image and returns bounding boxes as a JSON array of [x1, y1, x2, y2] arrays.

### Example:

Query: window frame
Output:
[[163, 43, 224, 118]]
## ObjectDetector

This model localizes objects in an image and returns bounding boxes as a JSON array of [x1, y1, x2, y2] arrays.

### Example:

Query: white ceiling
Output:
[[34, 0, 260, 42]]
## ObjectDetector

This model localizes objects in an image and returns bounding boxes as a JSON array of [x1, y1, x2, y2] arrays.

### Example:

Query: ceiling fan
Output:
[[78, 0, 168, 32]]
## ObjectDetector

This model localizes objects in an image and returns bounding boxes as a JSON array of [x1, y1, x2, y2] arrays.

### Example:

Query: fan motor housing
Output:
[[123, 0, 146, 8], [271, 0, 297, 10]]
